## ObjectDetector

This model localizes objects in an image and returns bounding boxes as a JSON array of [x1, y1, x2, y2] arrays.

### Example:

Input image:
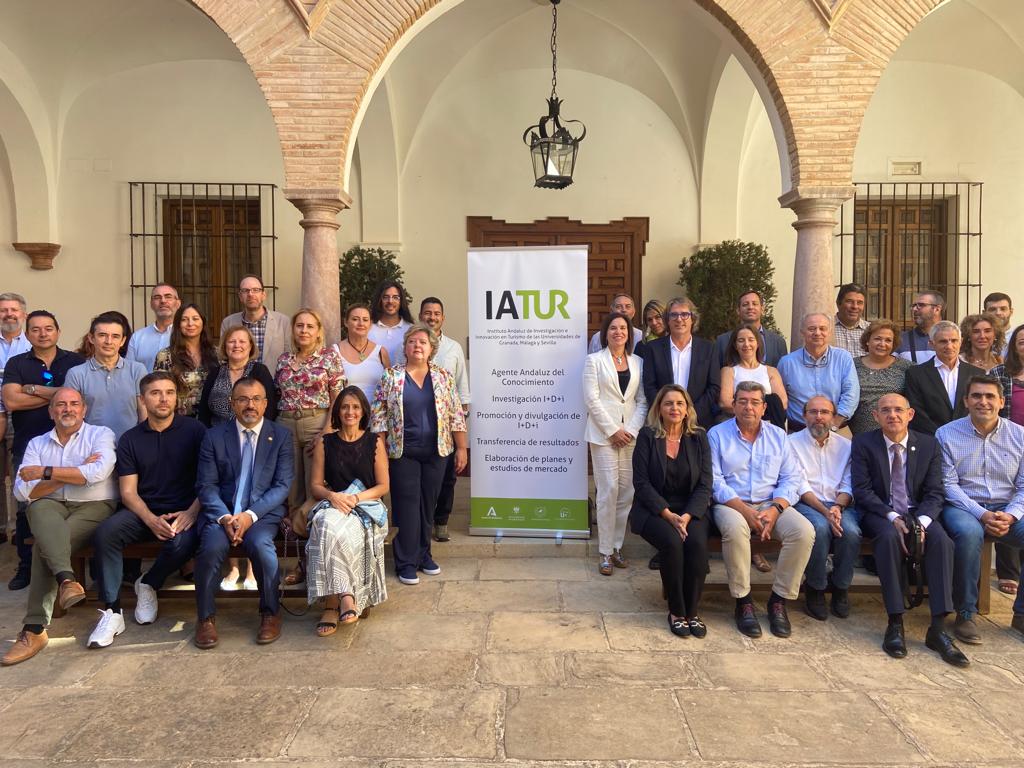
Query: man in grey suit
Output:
[[715, 290, 788, 367], [219, 275, 291, 369]]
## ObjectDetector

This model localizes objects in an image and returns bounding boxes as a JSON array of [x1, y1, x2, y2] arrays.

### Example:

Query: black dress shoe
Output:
[[667, 614, 690, 638], [768, 600, 792, 638], [830, 587, 850, 619], [735, 602, 762, 638], [804, 587, 827, 621], [687, 616, 707, 639], [883, 622, 907, 658], [7, 569, 30, 591], [648, 554, 661, 570], [925, 626, 970, 668]]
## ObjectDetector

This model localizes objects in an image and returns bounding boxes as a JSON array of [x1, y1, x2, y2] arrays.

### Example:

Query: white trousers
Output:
[[590, 442, 635, 556]]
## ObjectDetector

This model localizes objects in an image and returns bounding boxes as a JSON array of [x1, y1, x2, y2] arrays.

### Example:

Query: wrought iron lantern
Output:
[[522, 0, 586, 189]]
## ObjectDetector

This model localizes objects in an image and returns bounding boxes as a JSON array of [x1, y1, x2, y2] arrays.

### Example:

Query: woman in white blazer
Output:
[[584, 312, 648, 575]]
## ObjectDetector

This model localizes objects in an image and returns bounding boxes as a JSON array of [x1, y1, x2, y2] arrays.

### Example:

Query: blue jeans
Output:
[[794, 502, 862, 590], [942, 503, 1024, 616]]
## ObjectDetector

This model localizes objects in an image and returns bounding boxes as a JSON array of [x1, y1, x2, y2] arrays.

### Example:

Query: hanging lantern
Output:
[[522, 0, 586, 189]]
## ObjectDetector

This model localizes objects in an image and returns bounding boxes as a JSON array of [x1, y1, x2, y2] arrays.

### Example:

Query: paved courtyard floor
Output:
[[0, 489, 1022, 767]]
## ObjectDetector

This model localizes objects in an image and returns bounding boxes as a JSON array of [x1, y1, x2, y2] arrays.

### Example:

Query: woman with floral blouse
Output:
[[275, 308, 346, 582]]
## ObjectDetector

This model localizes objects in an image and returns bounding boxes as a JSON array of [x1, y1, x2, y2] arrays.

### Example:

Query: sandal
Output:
[[599, 556, 613, 576], [998, 579, 1018, 595], [339, 609, 359, 625], [316, 608, 340, 637]]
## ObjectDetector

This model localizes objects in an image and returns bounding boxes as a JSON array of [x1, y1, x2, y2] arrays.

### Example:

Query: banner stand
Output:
[[466, 246, 590, 539]]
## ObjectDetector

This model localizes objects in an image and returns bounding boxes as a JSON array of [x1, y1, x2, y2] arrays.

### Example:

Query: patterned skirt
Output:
[[305, 507, 388, 611]]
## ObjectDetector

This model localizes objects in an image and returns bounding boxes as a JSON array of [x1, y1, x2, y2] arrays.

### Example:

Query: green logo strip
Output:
[[471, 497, 589, 532]]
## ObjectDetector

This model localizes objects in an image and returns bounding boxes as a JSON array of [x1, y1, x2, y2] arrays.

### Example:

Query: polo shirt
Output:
[[2, 347, 85, 455], [116, 415, 207, 512], [65, 357, 148, 441]]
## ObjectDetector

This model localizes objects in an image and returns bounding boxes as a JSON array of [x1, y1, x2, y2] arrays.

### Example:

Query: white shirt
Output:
[[434, 334, 470, 406], [14, 422, 118, 502], [368, 319, 411, 365], [0, 331, 30, 378], [934, 356, 960, 408], [787, 428, 852, 506], [882, 433, 931, 528], [670, 336, 693, 388], [126, 323, 173, 373], [219, 418, 265, 524], [588, 327, 644, 354]]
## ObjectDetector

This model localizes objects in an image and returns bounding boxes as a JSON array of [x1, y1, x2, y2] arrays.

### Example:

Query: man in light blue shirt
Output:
[[126, 283, 180, 372], [0, 292, 31, 377], [66, 313, 147, 442], [936, 374, 1024, 644], [708, 380, 814, 639], [777, 313, 859, 430]]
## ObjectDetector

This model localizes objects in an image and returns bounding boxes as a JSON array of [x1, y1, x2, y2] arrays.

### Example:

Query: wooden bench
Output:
[[66, 531, 996, 615]]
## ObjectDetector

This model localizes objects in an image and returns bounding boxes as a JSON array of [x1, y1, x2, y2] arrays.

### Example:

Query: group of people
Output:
[[0, 277, 469, 664], [584, 287, 1024, 666]]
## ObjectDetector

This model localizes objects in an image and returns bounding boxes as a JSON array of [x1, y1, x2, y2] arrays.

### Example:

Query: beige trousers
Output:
[[278, 410, 328, 515], [712, 502, 815, 600]]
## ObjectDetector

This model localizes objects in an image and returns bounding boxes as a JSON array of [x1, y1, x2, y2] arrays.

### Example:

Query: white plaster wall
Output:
[[397, 68, 700, 345], [0, 139, 15, 254], [854, 61, 1024, 316], [0, 59, 359, 342]]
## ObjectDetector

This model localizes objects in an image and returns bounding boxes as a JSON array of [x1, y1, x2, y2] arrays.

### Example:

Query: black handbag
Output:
[[900, 510, 926, 609]]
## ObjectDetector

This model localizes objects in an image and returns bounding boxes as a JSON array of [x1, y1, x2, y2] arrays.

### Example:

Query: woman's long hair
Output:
[[168, 303, 217, 373]]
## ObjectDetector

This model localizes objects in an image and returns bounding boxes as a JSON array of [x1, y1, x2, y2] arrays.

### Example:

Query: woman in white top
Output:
[[583, 312, 648, 576], [334, 303, 390, 402], [718, 324, 787, 416]]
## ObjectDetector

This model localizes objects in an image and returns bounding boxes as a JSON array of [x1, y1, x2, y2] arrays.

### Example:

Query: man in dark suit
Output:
[[639, 296, 720, 428], [903, 320, 982, 435], [850, 392, 968, 667], [714, 290, 787, 367], [193, 377, 294, 649]]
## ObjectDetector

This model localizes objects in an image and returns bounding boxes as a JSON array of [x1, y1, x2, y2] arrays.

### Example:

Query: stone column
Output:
[[779, 186, 856, 345], [285, 189, 351, 346]]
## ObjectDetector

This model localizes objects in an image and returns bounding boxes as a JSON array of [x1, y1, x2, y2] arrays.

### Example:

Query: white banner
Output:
[[466, 246, 589, 537]]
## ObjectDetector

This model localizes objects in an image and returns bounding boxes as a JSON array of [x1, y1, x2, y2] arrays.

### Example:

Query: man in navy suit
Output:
[[850, 392, 968, 667], [639, 296, 720, 428], [193, 378, 293, 649]]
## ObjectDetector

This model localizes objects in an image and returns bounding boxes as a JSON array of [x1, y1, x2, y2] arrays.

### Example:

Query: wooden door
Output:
[[466, 216, 649, 340]]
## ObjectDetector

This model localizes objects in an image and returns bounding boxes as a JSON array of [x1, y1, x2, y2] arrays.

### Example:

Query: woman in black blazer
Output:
[[629, 383, 712, 638]]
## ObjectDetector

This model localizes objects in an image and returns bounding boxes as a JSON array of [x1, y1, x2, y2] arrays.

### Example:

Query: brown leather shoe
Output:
[[257, 612, 282, 644], [57, 580, 86, 611], [194, 616, 218, 649], [2, 629, 48, 666]]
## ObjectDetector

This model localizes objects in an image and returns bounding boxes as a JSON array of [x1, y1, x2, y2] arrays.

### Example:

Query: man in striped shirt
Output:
[[937, 375, 1024, 644]]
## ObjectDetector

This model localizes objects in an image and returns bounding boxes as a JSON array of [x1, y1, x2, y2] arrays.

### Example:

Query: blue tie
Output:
[[233, 429, 255, 515], [890, 444, 909, 516]]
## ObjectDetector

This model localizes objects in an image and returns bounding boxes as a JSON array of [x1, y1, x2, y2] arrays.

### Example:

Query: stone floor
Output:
[[1, 488, 1022, 768]]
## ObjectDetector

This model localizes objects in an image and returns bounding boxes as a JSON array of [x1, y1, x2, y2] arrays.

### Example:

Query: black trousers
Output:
[[433, 452, 457, 526], [389, 448, 446, 573], [637, 513, 709, 617], [861, 512, 954, 617], [995, 542, 1022, 582], [92, 507, 199, 606]]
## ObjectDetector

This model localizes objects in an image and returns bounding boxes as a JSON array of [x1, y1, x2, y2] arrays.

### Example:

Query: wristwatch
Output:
[[769, 502, 784, 513], [25, 384, 36, 396], [43, 466, 53, 481]]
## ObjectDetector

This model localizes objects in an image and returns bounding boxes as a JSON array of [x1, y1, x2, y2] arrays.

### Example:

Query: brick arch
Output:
[[189, 0, 945, 194]]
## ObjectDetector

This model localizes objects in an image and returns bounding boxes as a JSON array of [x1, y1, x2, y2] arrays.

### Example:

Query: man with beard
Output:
[[87, 372, 207, 649], [0, 292, 30, 546], [788, 395, 861, 620], [192, 378, 293, 648], [1, 387, 117, 665], [897, 290, 944, 364]]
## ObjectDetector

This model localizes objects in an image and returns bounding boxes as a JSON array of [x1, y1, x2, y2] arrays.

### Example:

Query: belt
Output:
[[279, 408, 327, 419]]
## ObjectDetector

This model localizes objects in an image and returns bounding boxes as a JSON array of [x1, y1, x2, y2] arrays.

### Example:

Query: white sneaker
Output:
[[134, 577, 158, 625], [242, 577, 258, 591], [88, 609, 126, 649], [220, 576, 239, 591]]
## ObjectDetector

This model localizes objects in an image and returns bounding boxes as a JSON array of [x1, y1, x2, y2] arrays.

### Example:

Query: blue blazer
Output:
[[850, 428, 943, 522], [196, 419, 294, 528]]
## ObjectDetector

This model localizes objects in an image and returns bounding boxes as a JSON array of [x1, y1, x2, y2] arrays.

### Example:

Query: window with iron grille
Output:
[[834, 182, 982, 326], [129, 183, 278, 332]]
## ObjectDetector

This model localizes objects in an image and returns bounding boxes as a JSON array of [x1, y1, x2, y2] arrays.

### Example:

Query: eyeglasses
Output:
[[232, 395, 266, 405], [667, 311, 693, 320], [911, 302, 937, 309], [805, 409, 835, 417], [238, 288, 264, 295]]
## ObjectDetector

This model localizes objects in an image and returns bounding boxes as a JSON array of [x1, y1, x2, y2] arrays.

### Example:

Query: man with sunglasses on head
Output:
[[1, 311, 84, 590], [219, 275, 290, 368]]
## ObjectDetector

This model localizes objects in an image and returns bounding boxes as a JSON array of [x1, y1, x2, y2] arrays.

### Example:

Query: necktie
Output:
[[233, 429, 255, 515], [890, 443, 909, 516]]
